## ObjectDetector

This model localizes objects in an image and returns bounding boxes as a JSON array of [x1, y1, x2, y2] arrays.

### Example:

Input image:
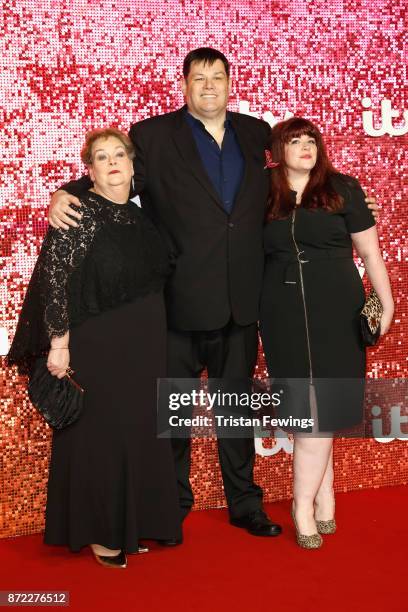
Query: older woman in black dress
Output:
[[260, 118, 393, 548], [8, 128, 181, 567]]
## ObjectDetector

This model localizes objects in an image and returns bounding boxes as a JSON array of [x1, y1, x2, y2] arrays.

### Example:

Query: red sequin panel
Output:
[[1, 0, 407, 537]]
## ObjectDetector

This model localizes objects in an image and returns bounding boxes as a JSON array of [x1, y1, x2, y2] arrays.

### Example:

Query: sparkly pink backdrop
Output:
[[1, 0, 407, 538]]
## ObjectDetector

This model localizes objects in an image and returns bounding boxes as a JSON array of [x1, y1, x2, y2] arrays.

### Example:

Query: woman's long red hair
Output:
[[266, 117, 343, 220]]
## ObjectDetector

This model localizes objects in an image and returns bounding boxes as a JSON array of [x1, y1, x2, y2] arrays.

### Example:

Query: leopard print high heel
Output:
[[314, 498, 336, 534], [315, 518, 336, 534], [291, 504, 323, 549]]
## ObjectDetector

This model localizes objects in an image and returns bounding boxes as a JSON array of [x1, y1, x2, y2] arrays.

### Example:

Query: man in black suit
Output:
[[50, 47, 279, 538], [48, 47, 377, 539]]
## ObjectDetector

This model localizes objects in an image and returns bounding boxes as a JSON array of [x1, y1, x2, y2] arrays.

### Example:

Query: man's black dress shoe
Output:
[[157, 537, 183, 547], [230, 510, 282, 537]]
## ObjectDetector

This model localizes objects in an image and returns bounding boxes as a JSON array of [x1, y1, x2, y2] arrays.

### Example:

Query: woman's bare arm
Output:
[[351, 226, 394, 334]]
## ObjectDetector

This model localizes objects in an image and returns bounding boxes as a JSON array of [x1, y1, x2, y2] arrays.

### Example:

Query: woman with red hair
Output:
[[260, 117, 393, 549]]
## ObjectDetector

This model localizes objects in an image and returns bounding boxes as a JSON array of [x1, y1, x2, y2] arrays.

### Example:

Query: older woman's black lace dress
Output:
[[8, 191, 182, 551]]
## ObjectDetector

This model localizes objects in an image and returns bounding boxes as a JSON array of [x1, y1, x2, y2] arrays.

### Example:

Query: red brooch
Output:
[[264, 149, 279, 169]]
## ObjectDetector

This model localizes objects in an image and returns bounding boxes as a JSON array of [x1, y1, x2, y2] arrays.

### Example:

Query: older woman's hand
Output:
[[47, 347, 70, 379]]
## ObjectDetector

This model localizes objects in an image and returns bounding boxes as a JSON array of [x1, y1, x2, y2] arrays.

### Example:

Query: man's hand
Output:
[[48, 190, 82, 229], [365, 195, 380, 221]]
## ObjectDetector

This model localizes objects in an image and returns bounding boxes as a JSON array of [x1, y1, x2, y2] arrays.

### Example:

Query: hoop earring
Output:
[[131, 176, 135, 192]]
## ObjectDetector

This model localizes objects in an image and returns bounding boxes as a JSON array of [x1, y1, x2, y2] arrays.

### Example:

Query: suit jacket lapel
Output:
[[172, 107, 225, 211], [229, 113, 253, 209]]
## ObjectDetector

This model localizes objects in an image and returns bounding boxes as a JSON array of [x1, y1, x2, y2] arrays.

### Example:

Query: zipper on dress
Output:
[[290, 209, 314, 385]]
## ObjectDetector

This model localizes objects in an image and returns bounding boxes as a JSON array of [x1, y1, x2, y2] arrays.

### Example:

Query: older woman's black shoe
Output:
[[92, 549, 127, 569], [157, 537, 183, 546]]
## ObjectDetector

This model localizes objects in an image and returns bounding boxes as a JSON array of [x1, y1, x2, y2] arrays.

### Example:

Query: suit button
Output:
[[228, 222, 234, 228]]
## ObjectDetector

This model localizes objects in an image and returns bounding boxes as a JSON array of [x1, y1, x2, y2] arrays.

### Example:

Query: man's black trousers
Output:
[[167, 319, 263, 520]]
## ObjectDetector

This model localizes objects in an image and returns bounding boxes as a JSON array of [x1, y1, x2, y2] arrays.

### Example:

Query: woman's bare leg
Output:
[[314, 444, 335, 521], [292, 436, 334, 535]]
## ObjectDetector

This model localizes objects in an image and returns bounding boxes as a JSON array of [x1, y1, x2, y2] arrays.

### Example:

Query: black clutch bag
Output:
[[360, 288, 383, 346], [28, 357, 84, 429]]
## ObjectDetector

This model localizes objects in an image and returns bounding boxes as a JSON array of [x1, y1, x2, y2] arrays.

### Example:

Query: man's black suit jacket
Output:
[[64, 106, 271, 331]]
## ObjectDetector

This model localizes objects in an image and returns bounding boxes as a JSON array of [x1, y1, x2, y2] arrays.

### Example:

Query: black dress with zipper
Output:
[[259, 174, 376, 432]]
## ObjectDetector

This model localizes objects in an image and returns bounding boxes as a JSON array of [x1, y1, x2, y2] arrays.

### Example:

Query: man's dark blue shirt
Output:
[[184, 110, 245, 215]]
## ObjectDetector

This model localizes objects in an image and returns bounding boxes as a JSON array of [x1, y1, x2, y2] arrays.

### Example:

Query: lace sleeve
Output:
[[7, 202, 98, 373]]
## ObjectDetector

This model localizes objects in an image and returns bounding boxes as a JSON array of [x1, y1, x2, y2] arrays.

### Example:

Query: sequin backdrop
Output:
[[0, 0, 407, 538]]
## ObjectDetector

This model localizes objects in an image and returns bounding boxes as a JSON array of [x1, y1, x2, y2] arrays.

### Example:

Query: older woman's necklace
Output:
[[90, 186, 128, 205]]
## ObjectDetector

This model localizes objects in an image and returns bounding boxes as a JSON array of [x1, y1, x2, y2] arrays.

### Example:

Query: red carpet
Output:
[[0, 485, 407, 612]]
